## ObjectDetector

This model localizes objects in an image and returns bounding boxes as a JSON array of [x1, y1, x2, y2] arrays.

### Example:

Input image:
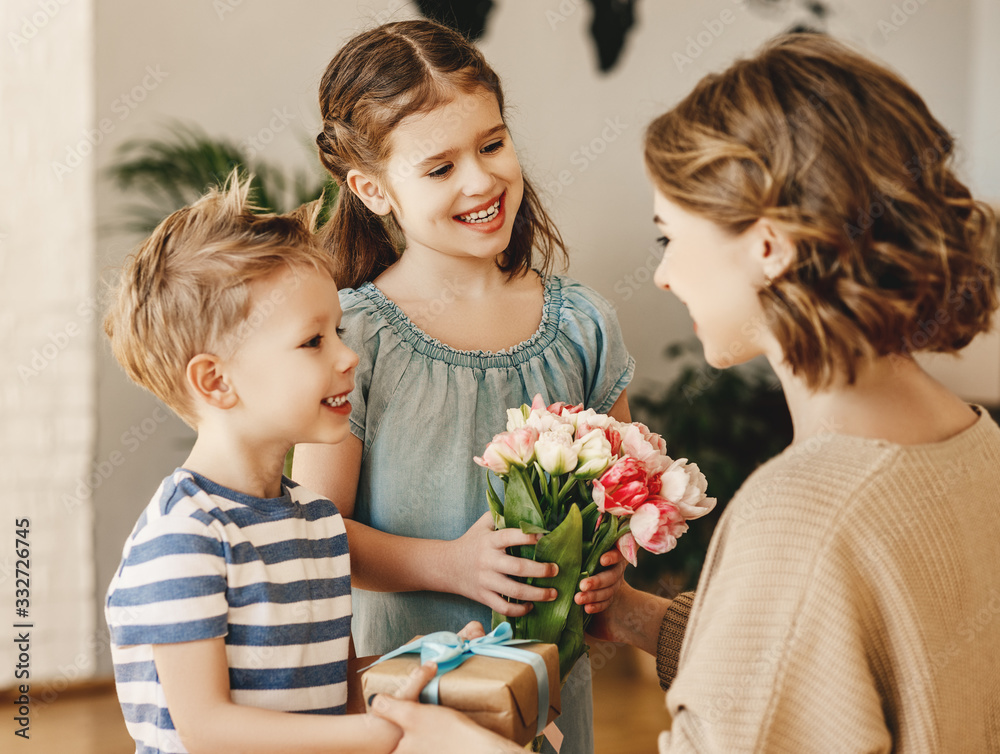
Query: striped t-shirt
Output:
[[106, 468, 351, 754]]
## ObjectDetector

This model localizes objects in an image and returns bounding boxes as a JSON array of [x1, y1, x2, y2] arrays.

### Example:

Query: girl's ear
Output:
[[346, 169, 392, 216], [752, 217, 796, 285], [186, 354, 238, 410]]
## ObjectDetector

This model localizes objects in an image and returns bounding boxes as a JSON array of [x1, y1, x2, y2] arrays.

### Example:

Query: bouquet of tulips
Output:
[[475, 395, 716, 682]]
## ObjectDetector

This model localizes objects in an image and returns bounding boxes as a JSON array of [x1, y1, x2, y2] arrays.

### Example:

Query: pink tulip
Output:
[[658, 458, 717, 520], [630, 498, 689, 554], [616, 532, 638, 567], [474, 427, 539, 474], [593, 457, 650, 515]]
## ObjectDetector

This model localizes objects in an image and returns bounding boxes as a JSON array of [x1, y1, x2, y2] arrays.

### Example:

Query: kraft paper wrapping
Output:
[[361, 641, 561, 747]]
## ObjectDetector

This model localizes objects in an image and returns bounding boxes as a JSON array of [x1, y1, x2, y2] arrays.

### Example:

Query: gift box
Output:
[[361, 631, 561, 747]]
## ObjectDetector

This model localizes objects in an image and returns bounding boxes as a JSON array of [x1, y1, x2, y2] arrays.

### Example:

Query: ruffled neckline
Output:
[[354, 274, 564, 368]]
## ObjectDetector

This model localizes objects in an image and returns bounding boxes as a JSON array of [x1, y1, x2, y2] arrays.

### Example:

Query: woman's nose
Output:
[[653, 256, 670, 290]]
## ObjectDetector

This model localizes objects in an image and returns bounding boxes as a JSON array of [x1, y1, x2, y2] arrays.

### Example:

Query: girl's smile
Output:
[[454, 191, 506, 232], [373, 88, 525, 263]]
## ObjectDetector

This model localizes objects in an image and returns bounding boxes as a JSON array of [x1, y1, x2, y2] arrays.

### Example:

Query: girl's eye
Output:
[[482, 139, 504, 154], [335, 327, 346, 338], [301, 335, 323, 348], [656, 236, 671, 250], [428, 164, 453, 179]]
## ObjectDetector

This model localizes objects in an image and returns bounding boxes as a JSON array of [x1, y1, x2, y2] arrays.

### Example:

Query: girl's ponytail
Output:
[[315, 120, 398, 290], [319, 184, 398, 290]]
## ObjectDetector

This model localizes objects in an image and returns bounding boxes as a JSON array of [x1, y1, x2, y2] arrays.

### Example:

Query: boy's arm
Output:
[[153, 637, 402, 754], [294, 436, 557, 615]]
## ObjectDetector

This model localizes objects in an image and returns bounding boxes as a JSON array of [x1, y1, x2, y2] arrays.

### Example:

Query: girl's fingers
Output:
[[497, 552, 558, 580], [493, 575, 557, 603], [487, 595, 533, 616], [491, 526, 543, 549]]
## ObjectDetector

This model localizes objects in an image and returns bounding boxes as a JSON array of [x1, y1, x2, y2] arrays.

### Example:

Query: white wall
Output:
[[1, 0, 97, 686], [84, 0, 998, 678]]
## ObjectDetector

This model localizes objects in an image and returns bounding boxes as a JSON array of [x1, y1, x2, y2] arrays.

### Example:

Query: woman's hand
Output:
[[370, 668, 522, 754], [447, 512, 558, 616], [575, 548, 627, 615]]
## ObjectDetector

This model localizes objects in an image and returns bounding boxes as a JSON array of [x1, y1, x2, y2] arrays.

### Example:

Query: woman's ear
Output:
[[752, 217, 796, 284], [186, 354, 238, 410], [346, 169, 392, 216]]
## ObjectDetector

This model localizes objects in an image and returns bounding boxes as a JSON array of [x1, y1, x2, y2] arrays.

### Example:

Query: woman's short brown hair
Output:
[[645, 33, 997, 388]]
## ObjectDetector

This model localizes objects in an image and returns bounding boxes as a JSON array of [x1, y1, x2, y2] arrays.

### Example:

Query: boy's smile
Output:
[[223, 265, 358, 451]]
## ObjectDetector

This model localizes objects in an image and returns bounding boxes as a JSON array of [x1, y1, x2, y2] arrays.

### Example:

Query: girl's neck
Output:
[[377, 247, 510, 302], [771, 352, 977, 446]]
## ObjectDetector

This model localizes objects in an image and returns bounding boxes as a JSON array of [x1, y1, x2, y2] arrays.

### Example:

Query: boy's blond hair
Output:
[[104, 173, 336, 427]]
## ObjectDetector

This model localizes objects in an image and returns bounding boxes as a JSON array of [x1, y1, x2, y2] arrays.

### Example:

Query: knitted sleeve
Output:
[[656, 591, 695, 690]]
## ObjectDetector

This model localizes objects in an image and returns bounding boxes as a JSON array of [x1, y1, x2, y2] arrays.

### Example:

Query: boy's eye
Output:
[[301, 334, 323, 348], [482, 139, 504, 154], [428, 164, 453, 179], [656, 236, 671, 250]]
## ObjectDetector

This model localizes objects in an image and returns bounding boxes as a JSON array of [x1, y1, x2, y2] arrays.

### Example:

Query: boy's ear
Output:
[[186, 354, 238, 410], [751, 217, 796, 285], [346, 169, 392, 216]]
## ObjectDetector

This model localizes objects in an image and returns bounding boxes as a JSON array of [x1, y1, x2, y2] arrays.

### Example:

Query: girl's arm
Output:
[[293, 438, 558, 616], [153, 637, 402, 754]]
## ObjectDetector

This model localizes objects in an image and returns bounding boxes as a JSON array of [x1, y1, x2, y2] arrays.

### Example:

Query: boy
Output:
[[104, 175, 415, 753]]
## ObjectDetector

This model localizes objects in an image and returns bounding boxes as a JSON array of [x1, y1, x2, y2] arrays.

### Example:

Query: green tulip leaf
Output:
[[520, 504, 583, 646], [485, 473, 505, 527], [558, 602, 586, 681], [504, 465, 545, 531], [519, 522, 549, 535]]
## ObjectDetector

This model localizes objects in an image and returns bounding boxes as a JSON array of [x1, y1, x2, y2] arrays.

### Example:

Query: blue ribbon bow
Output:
[[363, 623, 550, 737]]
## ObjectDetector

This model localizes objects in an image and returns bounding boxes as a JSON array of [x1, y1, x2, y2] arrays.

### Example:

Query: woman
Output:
[[371, 33, 1000, 753]]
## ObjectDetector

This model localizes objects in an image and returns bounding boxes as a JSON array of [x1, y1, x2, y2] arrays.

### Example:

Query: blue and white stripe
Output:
[[106, 469, 352, 754]]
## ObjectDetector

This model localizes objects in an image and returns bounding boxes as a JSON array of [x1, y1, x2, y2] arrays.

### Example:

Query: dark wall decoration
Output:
[[413, 0, 829, 73], [415, 0, 640, 74], [415, 0, 496, 41], [588, 0, 639, 73]]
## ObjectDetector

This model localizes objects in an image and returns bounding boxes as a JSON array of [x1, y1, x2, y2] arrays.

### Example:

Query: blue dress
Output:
[[339, 274, 634, 754]]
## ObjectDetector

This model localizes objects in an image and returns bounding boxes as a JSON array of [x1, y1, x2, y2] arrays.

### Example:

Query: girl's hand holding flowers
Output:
[[447, 512, 558, 616], [474, 395, 715, 680]]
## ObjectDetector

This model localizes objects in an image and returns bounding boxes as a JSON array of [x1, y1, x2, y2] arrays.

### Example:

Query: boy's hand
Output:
[[448, 513, 558, 616], [456, 621, 486, 641], [575, 548, 627, 614]]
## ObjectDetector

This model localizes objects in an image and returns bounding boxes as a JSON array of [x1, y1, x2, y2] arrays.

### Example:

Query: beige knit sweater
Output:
[[657, 407, 1000, 753]]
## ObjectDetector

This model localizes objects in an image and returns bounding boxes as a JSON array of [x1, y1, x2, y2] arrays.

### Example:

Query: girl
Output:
[[369, 33, 1000, 754], [293, 20, 633, 754]]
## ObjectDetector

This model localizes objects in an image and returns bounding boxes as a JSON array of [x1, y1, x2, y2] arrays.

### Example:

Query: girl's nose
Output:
[[461, 158, 497, 196]]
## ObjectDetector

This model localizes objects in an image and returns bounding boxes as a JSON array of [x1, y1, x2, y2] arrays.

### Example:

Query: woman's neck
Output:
[[771, 352, 977, 446]]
